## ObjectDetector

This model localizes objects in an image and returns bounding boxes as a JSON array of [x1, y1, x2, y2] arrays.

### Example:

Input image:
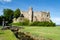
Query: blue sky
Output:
[[0, 0, 60, 25]]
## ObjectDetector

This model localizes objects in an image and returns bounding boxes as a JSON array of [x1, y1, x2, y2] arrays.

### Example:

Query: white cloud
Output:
[[0, 0, 12, 2], [4, 0, 12, 2], [51, 17, 60, 25]]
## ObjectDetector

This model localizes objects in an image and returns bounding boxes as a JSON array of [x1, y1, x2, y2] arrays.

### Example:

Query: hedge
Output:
[[30, 21, 56, 26]]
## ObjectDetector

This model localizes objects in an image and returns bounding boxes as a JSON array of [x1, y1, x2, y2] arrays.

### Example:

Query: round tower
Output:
[[28, 7, 33, 22]]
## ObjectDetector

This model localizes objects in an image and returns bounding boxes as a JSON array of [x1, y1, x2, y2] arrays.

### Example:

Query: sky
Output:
[[0, 0, 60, 25]]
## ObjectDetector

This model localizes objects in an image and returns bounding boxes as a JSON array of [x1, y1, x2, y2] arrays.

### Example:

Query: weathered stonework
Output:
[[13, 7, 50, 23]]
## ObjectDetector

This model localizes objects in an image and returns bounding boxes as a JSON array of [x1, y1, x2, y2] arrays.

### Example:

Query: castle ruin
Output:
[[13, 7, 50, 23]]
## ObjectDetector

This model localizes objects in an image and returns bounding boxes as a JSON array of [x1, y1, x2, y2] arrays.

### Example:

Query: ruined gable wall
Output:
[[21, 11, 29, 19], [40, 12, 50, 21], [33, 12, 42, 21], [33, 11, 50, 22]]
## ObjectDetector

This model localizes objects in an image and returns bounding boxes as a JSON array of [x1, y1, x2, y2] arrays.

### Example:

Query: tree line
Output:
[[0, 8, 21, 26]]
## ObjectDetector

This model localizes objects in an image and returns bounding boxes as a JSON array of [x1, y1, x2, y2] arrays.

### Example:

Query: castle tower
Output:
[[28, 7, 33, 22]]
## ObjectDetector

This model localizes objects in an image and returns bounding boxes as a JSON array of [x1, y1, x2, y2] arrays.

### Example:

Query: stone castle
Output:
[[13, 7, 50, 23]]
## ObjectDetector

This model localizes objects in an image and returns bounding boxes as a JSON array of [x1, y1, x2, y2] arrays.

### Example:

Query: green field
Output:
[[22, 26, 60, 40], [0, 26, 60, 40], [0, 27, 17, 40]]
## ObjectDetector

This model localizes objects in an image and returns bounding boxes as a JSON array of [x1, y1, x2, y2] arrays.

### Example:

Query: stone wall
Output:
[[13, 7, 50, 23], [33, 11, 50, 22]]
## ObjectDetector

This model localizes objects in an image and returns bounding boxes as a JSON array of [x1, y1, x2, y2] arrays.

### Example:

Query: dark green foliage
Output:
[[11, 23, 20, 26], [3, 9, 14, 24], [0, 16, 3, 25], [14, 8, 21, 18], [12, 21, 56, 26], [3, 9, 14, 20], [22, 18, 29, 26], [30, 21, 56, 26], [2, 8, 21, 25], [11, 22, 29, 26], [0, 15, 7, 26], [11, 18, 29, 26]]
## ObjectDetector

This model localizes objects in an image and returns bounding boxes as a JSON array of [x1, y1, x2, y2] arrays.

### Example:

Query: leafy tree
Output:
[[3, 9, 14, 23], [0, 15, 6, 26], [0, 16, 3, 25], [14, 8, 21, 18]]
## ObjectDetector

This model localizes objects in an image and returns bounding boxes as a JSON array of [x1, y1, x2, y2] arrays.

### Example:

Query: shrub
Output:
[[11, 18, 29, 26], [30, 21, 56, 26], [22, 18, 29, 25], [11, 23, 20, 26], [11, 18, 56, 26]]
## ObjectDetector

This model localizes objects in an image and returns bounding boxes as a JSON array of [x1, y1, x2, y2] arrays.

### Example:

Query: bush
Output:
[[22, 18, 29, 25], [11, 18, 29, 26], [11, 18, 56, 26], [11, 21, 56, 26], [30, 21, 56, 26]]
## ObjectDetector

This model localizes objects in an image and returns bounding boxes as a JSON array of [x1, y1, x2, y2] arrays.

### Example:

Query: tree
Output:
[[0, 16, 3, 25], [14, 8, 21, 18], [3, 9, 14, 24]]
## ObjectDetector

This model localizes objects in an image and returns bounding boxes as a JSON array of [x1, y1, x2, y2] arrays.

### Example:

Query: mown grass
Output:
[[22, 26, 60, 40], [0, 26, 17, 40], [0, 26, 60, 40]]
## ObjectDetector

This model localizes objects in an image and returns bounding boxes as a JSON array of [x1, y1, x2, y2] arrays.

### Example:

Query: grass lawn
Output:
[[22, 26, 60, 40], [0, 26, 17, 40], [0, 26, 60, 40]]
